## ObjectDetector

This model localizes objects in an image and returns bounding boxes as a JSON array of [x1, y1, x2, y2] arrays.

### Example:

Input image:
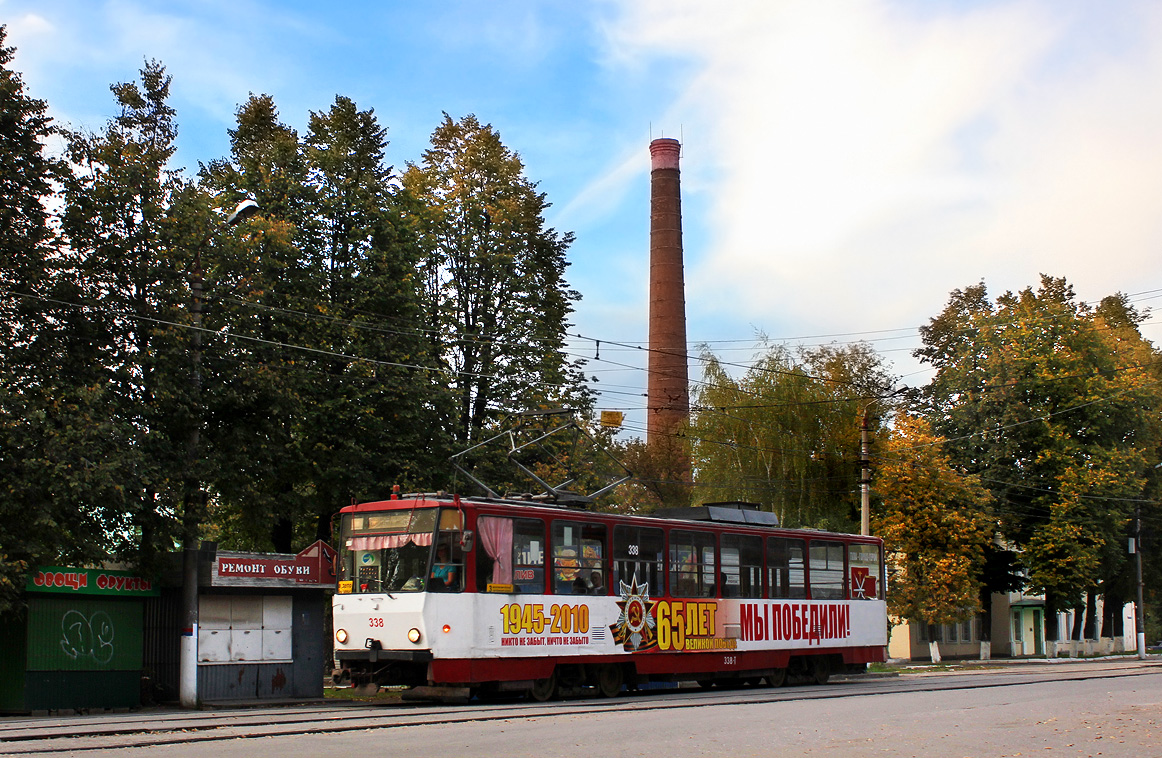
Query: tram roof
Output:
[[340, 493, 881, 542]]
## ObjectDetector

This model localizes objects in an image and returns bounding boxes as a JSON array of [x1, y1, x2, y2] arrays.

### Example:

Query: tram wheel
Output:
[[812, 657, 831, 685], [596, 664, 624, 698], [529, 670, 558, 702], [765, 668, 787, 688], [696, 679, 716, 690]]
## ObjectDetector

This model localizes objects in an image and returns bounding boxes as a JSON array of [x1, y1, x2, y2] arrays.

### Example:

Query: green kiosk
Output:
[[0, 566, 158, 712]]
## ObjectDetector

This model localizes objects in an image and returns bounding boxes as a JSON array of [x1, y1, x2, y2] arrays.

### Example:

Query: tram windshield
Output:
[[339, 507, 464, 594]]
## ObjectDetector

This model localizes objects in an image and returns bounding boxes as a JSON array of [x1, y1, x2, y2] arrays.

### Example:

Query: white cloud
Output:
[[604, 0, 1162, 359], [6, 10, 54, 38], [555, 146, 647, 232]]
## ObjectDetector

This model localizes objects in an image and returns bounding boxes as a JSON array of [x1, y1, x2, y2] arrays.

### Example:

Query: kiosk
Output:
[[0, 566, 158, 712]]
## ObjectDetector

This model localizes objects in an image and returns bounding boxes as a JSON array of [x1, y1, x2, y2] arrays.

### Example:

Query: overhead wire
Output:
[[10, 277, 1162, 462], [39, 269, 1159, 414]]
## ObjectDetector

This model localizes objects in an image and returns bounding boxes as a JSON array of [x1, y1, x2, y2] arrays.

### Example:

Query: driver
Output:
[[430, 544, 458, 590]]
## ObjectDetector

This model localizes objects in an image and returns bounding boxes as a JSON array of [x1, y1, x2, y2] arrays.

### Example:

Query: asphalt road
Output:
[[2, 659, 1160, 757]]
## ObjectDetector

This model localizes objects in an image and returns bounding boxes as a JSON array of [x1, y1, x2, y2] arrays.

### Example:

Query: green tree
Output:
[[197, 94, 316, 552], [603, 435, 692, 513], [56, 59, 202, 569], [403, 113, 591, 446], [0, 25, 76, 608], [689, 342, 896, 529], [296, 95, 454, 543], [917, 276, 1162, 634], [199, 95, 455, 552], [873, 413, 993, 649]]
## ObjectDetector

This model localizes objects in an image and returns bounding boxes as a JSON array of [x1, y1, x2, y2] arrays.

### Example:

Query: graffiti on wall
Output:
[[60, 609, 115, 664]]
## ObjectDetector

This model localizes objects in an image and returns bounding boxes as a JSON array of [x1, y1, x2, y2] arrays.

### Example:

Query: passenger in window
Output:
[[430, 544, 459, 591], [572, 576, 589, 595], [589, 571, 605, 595], [707, 572, 724, 598]]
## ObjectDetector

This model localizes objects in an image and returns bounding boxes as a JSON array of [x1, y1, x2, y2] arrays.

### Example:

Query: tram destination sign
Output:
[[212, 540, 338, 588]]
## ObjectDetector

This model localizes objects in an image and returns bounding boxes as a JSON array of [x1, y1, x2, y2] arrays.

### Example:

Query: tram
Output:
[[332, 492, 887, 700]]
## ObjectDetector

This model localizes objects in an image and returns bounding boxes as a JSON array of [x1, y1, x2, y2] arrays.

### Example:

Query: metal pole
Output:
[[179, 262, 204, 709], [860, 407, 871, 536], [179, 544, 200, 706], [1136, 501, 1147, 660], [178, 200, 260, 709]]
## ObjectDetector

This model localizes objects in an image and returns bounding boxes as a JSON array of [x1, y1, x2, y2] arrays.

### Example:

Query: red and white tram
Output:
[[332, 493, 887, 700]]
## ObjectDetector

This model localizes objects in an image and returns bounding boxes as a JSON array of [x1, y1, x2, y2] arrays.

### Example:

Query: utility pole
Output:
[[178, 263, 204, 709], [1134, 500, 1147, 660], [859, 387, 906, 537], [179, 199, 260, 709], [860, 407, 871, 537]]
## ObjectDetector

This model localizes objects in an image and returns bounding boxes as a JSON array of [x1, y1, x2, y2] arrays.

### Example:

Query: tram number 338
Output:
[[501, 603, 590, 635]]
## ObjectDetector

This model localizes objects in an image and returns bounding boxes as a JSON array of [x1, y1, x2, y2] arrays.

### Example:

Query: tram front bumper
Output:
[[336, 648, 434, 664]]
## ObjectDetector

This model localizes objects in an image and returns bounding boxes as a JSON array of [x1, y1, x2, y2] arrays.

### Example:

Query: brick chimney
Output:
[[647, 138, 690, 445]]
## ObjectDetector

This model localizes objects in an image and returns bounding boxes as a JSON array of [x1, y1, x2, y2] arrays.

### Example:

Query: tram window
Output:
[[766, 537, 806, 599], [670, 530, 716, 598], [428, 532, 463, 593], [348, 541, 432, 594], [721, 533, 762, 598], [809, 540, 847, 599], [341, 508, 438, 594], [848, 543, 882, 600], [351, 511, 410, 533], [477, 516, 545, 594], [613, 525, 664, 597], [427, 508, 465, 592], [552, 521, 606, 595], [438, 508, 463, 531]]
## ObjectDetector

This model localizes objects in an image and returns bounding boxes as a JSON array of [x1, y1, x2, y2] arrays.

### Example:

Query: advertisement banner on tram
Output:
[[468, 593, 887, 658]]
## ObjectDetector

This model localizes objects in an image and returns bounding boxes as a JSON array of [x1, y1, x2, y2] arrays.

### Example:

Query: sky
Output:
[[6, 0, 1162, 438]]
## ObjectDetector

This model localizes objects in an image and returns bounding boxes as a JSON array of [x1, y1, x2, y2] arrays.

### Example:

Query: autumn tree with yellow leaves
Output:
[[917, 277, 1162, 640], [873, 414, 994, 649]]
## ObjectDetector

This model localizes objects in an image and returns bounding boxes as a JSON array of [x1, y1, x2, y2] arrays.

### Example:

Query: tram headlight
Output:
[[335, 628, 349, 645], [407, 627, 422, 644]]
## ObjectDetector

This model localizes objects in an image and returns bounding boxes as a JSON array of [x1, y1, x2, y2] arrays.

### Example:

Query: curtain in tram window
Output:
[[477, 516, 514, 585], [350, 533, 433, 551]]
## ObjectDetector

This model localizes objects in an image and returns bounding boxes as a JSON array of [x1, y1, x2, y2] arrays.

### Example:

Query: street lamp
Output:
[[180, 197, 261, 709], [226, 198, 260, 226], [859, 388, 907, 536]]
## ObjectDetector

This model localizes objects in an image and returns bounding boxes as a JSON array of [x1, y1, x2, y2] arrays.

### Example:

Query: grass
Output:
[[324, 686, 403, 703], [867, 660, 1003, 674]]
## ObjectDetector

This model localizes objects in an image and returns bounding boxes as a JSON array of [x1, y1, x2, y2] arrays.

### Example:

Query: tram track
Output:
[[3, 661, 1159, 754]]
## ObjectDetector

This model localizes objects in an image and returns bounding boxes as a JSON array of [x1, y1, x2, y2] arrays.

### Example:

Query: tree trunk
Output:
[[1071, 603, 1084, 641], [1044, 591, 1059, 641], [1107, 589, 1125, 637], [979, 594, 992, 642], [1083, 592, 1097, 639], [316, 507, 336, 544], [271, 516, 294, 554], [1103, 592, 1115, 637]]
